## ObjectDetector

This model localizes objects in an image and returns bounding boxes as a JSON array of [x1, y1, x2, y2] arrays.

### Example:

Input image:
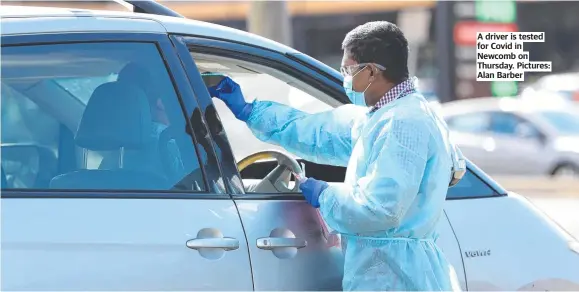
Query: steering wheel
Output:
[[237, 150, 304, 193]]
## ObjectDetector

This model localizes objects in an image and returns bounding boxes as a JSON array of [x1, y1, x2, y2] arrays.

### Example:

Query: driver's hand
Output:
[[299, 177, 329, 208], [208, 77, 253, 121]]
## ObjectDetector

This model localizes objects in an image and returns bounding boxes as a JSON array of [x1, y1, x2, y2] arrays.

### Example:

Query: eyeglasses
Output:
[[340, 63, 386, 77]]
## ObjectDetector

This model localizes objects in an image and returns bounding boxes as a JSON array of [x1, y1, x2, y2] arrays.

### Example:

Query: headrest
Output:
[[117, 62, 155, 102], [75, 81, 153, 151]]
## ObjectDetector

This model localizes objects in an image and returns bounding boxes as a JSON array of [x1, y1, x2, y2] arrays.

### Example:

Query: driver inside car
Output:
[[207, 21, 463, 292], [99, 63, 186, 182]]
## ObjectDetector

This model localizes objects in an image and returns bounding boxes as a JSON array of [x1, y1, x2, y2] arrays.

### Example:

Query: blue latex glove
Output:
[[298, 177, 329, 208], [208, 77, 253, 121]]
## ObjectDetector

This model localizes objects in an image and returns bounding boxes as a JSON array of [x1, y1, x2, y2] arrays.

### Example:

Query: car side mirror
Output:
[[515, 123, 545, 142], [515, 124, 548, 146], [449, 144, 466, 187], [449, 159, 466, 187], [536, 132, 548, 146]]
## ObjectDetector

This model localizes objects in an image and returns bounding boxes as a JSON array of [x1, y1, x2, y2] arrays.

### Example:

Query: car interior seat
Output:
[[50, 81, 169, 190], [111, 62, 186, 181]]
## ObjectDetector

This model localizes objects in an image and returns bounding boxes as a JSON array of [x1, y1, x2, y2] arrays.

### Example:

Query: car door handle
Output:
[[186, 237, 239, 251], [256, 237, 307, 250]]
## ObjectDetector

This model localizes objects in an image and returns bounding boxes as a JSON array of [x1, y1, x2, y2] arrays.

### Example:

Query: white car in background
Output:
[[441, 97, 579, 177], [1, 1, 579, 291]]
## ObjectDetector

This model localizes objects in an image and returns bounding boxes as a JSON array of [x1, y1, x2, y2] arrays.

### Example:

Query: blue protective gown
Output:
[[245, 92, 462, 291]]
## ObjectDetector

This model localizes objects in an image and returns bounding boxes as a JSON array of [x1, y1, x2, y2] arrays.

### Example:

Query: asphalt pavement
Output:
[[524, 194, 579, 240]]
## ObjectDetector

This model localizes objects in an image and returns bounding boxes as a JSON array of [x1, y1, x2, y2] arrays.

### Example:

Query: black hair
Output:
[[342, 21, 409, 84]]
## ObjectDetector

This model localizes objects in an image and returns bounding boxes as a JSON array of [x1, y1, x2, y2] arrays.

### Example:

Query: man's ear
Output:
[[369, 67, 376, 81]]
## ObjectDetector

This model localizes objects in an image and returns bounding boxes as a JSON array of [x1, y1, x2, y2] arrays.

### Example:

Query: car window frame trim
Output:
[[1, 32, 230, 199], [169, 35, 244, 195]]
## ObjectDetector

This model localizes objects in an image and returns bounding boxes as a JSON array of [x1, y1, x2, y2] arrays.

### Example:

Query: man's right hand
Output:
[[208, 77, 253, 121]]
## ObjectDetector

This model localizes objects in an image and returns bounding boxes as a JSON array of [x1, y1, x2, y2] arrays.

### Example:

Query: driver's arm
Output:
[[245, 101, 367, 167]]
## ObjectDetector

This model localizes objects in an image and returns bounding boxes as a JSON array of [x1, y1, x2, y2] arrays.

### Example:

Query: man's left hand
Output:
[[299, 177, 329, 208]]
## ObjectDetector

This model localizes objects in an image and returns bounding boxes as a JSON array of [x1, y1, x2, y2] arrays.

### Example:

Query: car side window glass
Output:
[[446, 113, 491, 133], [191, 53, 334, 160], [189, 52, 337, 193], [489, 112, 540, 138], [446, 169, 498, 199], [489, 112, 520, 135], [1, 84, 61, 189], [1, 42, 206, 192]]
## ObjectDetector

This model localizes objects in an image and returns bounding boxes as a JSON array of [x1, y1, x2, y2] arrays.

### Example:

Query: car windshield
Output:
[[537, 110, 579, 135]]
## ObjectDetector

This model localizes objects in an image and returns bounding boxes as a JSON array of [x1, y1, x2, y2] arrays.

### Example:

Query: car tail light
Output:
[[572, 91, 579, 102]]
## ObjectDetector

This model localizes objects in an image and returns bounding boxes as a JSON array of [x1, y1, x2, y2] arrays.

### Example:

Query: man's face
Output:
[[340, 52, 372, 92]]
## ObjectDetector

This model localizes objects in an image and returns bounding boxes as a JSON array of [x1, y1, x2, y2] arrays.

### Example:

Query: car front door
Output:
[[171, 34, 471, 291], [1, 32, 253, 291], [172, 35, 347, 291]]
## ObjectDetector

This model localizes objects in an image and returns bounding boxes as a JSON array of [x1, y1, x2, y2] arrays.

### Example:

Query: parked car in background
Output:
[[440, 97, 579, 177], [2, 2, 579, 291]]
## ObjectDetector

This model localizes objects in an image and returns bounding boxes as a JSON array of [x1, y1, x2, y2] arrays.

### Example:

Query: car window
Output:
[[190, 53, 340, 193], [193, 53, 334, 160], [537, 110, 579, 135], [488, 112, 520, 135], [446, 113, 491, 133], [1, 84, 61, 189], [489, 112, 541, 138], [446, 169, 499, 199], [1, 42, 206, 192]]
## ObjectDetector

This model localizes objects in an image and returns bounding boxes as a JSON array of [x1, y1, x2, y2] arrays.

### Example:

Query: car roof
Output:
[[439, 97, 574, 117], [1, 5, 299, 55]]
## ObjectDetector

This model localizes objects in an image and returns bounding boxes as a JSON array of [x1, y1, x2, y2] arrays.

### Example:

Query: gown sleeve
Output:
[[245, 101, 366, 167]]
